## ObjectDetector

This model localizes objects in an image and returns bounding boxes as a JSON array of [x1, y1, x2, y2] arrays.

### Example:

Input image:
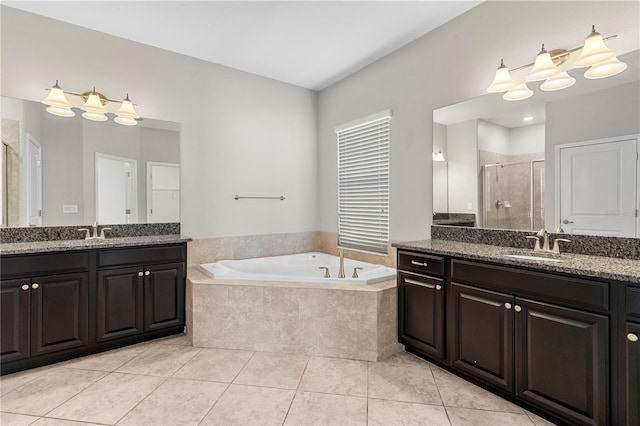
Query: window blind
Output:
[[336, 114, 390, 254]]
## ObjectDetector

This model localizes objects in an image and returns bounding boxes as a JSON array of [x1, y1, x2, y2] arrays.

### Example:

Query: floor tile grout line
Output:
[[227, 350, 257, 384], [281, 354, 311, 426], [39, 370, 110, 418], [195, 382, 231, 426], [111, 374, 172, 425]]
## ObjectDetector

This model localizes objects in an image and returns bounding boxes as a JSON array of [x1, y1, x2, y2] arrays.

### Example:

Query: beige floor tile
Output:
[[0, 366, 61, 396], [438, 379, 524, 413], [284, 391, 367, 426], [117, 378, 227, 425], [368, 361, 441, 405], [298, 357, 367, 397], [446, 407, 535, 426], [0, 369, 106, 416], [200, 384, 295, 426], [379, 351, 433, 366], [233, 352, 308, 389], [0, 412, 39, 425], [46, 372, 165, 424], [173, 348, 253, 383], [33, 418, 106, 426], [60, 343, 152, 372], [368, 398, 451, 426], [116, 344, 201, 376]]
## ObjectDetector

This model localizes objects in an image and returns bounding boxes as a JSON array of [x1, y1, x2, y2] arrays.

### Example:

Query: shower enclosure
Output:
[[481, 160, 545, 231]]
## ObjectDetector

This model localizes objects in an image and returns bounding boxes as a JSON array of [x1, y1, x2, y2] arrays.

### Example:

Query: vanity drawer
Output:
[[97, 244, 186, 268], [626, 285, 640, 320], [398, 251, 445, 277], [1, 251, 89, 278], [450, 259, 609, 312]]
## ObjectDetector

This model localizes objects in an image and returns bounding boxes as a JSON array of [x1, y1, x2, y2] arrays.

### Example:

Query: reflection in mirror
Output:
[[433, 49, 639, 237], [0, 96, 180, 227]]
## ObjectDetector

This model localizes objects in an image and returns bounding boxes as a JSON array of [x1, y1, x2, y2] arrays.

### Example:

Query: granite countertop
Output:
[[393, 239, 640, 284], [0, 235, 191, 255]]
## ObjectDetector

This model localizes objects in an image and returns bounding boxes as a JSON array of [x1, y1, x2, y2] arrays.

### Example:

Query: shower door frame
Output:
[[482, 159, 544, 230]]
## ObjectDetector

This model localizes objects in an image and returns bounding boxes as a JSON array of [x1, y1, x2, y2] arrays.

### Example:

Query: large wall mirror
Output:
[[433, 49, 640, 237], [1, 96, 180, 228]]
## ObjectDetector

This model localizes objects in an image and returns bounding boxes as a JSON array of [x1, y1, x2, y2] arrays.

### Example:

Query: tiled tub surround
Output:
[[187, 268, 402, 361], [187, 231, 397, 268], [0, 222, 181, 243], [431, 224, 640, 259], [394, 239, 640, 283]]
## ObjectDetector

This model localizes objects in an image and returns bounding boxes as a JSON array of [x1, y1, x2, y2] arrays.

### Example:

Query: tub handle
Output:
[[319, 266, 330, 278], [352, 267, 364, 278]]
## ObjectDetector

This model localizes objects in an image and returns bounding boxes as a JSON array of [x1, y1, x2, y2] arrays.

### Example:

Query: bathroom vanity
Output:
[[395, 239, 639, 426], [0, 236, 188, 375]]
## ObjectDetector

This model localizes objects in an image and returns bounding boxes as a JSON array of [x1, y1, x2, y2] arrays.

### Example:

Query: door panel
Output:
[[144, 263, 185, 332], [96, 267, 144, 342], [625, 322, 640, 426], [451, 283, 514, 392], [0, 279, 30, 362], [559, 138, 637, 237], [398, 272, 445, 359], [30, 273, 89, 356], [516, 298, 608, 426]]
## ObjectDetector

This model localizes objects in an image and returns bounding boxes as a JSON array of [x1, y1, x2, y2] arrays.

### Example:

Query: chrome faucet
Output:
[[526, 229, 570, 254], [92, 221, 99, 238], [338, 248, 346, 278], [77, 221, 111, 240]]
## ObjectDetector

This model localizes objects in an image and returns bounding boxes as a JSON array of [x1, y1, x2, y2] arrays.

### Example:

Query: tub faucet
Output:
[[338, 248, 346, 278]]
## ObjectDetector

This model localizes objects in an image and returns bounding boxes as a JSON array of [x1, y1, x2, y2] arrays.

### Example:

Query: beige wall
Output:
[[317, 1, 640, 242], [1, 6, 318, 239]]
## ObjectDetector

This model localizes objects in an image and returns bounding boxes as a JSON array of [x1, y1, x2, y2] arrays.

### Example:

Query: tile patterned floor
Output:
[[0, 335, 556, 426]]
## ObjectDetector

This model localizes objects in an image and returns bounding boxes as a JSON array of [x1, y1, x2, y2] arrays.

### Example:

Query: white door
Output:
[[558, 136, 638, 237], [27, 134, 42, 227], [147, 162, 179, 223], [96, 153, 137, 224]]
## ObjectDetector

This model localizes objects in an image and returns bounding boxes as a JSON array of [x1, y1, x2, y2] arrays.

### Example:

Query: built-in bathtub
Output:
[[188, 252, 401, 361], [199, 252, 396, 284]]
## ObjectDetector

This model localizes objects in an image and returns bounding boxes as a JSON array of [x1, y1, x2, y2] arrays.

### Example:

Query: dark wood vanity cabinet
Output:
[[399, 250, 616, 426], [621, 284, 640, 426], [397, 251, 446, 360], [1, 243, 186, 375]]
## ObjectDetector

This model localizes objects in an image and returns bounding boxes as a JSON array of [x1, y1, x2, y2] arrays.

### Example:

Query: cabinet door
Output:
[[143, 263, 185, 332], [624, 322, 640, 426], [30, 273, 89, 356], [97, 267, 144, 342], [1, 279, 31, 362], [515, 298, 609, 426], [450, 283, 514, 392], [398, 272, 445, 359]]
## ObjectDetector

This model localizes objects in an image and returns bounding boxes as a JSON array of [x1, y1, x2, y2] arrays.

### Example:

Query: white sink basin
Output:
[[503, 254, 563, 263]]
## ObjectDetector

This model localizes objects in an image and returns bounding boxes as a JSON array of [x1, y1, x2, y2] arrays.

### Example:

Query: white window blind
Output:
[[336, 113, 390, 254]]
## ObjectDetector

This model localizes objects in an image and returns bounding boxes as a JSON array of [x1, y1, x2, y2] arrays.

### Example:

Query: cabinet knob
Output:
[[21, 284, 30, 291], [628, 333, 639, 343], [138, 272, 144, 277], [505, 302, 512, 310], [514, 305, 522, 312], [31, 283, 40, 289], [145, 271, 150, 276], [436, 285, 442, 291]]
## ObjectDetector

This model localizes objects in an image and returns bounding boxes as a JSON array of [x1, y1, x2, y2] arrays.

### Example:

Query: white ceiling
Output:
[[4, 1, 482, 91]]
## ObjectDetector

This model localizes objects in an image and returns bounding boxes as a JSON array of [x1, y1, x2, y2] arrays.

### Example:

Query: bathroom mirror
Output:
[[1, 96, 180, 227], [433, 49, 640, 237]]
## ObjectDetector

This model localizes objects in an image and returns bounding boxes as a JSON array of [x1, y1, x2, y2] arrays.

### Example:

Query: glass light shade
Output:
[[584, 56, 627, 79], [46, 105, 75, 117], [540, 71, 576, 91], [82, 92, 107, 113], [432, 150, 446, 162], [41, 86, 72, 108], [526, 47, 561, 82], [572, 27, 615, 68], [82, 111, 108, 121], [502, 83, 534, 101], [116, 97, 139, 118], [114, 116, 138, 126], [487, 61, 516, 93]]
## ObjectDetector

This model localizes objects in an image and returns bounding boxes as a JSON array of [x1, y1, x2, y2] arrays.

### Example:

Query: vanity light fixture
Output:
[[487, 25, 625, 101], [41, 81, 140, 125], [432, 150, 446, 162]]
